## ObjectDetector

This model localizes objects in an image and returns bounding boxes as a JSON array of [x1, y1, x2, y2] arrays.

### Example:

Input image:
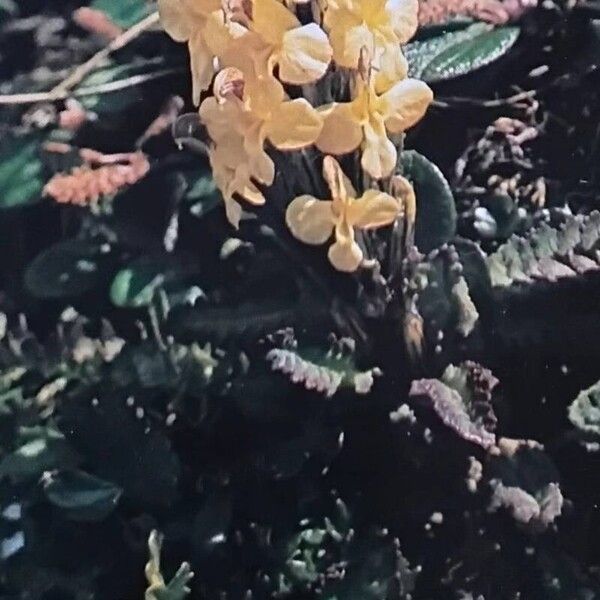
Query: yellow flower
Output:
[[316, 69, 433, 179], [324, 0, 418, 89], [210, 148, 262, 229], [200, 68, 323, 187], [285, 156, 401, 271], [158, 0, 226, 105], [222, 0, 333, 86]]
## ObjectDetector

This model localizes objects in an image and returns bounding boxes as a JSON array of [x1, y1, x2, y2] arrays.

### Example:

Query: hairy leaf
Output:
[[406, 23, 520, 82]]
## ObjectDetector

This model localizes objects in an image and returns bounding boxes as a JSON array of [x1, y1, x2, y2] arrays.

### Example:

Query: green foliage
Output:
[[0, 425, 79, 483], [266, 337, 381, 398], [24, 239, 117, 299], [0, 134, 44, 210], [487, 212, 600, 288], [43, 469, 122, 521], [90, 0, 154, 28], [2, 2, 600, 598], [110, 254, 198, 308], [169, 299, 308, 342], [406, 23, 520, 82], [402, 150, 456, 253], [59, 388, 181, 507]]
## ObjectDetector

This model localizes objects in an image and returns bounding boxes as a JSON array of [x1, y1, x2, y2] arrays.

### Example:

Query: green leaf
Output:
[[110, 254, 197, 308], [90, 0, 153, 28], [0, 427, 79, 483], [401, 150, 456, 252], [168, 299, 308, 343], [78, 58, 173, 114], [406, 23, 520, 82], [43, 469, 122, 521], [0, 134, 44, 209], [24, 239, 116, 299], [185, 172, 221, 219], [59, 390, 181, 507]]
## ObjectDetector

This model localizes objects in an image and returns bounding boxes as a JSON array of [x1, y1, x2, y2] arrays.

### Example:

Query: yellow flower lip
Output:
[[213, 67, 245, 103], [316, 71, 433, 179], [286, 156, 403, 272]]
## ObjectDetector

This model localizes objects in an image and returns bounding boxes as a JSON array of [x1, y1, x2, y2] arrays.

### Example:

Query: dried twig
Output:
[[0, 68, 184, 106], [0, 11, 161, 106], [433, 90, 537, 109]]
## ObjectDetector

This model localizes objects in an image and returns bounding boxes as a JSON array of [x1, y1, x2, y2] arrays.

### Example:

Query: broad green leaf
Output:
[[413, 18, 475, 41], [0, 134, 44, 209], [0, 428, 79, 483], [59, 390, 181, 507], [43, 469, 122, 521], [110, 254, 198, 308], [401, 151, 456, 252], [24, 239, 116, 299], [185, 173, 221, 219], [78, 58, 168, 114], [406, 23, 520, 82], [90, 0, 153, 28]]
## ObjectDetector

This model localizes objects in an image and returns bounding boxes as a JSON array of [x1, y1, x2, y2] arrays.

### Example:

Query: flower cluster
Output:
[[159, 0, 433, 271]]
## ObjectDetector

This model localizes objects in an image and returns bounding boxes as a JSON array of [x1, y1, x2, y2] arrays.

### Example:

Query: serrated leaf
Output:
[[401, 150, 456, 252], [0, 134, 44, 209], [406, 24, 520, 82], [43, 469, 122, 521], [25, 239, 116, 299]]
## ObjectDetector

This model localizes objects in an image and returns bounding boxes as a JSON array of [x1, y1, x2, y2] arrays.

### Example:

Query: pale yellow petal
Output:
[[158, 0, 191, 40], [189, 32, 216, 104], [267, 99, 323, 150], [202, 10, 240, 57], [380, 78, 434, 134], [347, 190, 400, 229], [243, 121, 275, 185], [252, 0, 299, 45], [278, 24, 332, 85], [328, 21, 373, 69], [374, 45, 408, 93], [286, 195, 335, 244], [199, 96, 242, 143], [328, 234, 363, 272], [322, 156, 356, 202], [361, 117, 397, 179], [316, 103, 363, 156], [390, 174, 415, 222], [386, 0, 419, 43], [224, 197, 243, 229], [232, 165, 266, 205]]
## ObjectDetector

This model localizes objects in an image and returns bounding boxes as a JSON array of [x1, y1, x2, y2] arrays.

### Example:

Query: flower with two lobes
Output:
[[221, 0, 333, 88], [158, 0, 224, 105], [159, 0, 433, 268], [286, 156, 410, 272], [325, 0, 419, 91], [200, 66, 323, 225], [317, 54, 433, 179]]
